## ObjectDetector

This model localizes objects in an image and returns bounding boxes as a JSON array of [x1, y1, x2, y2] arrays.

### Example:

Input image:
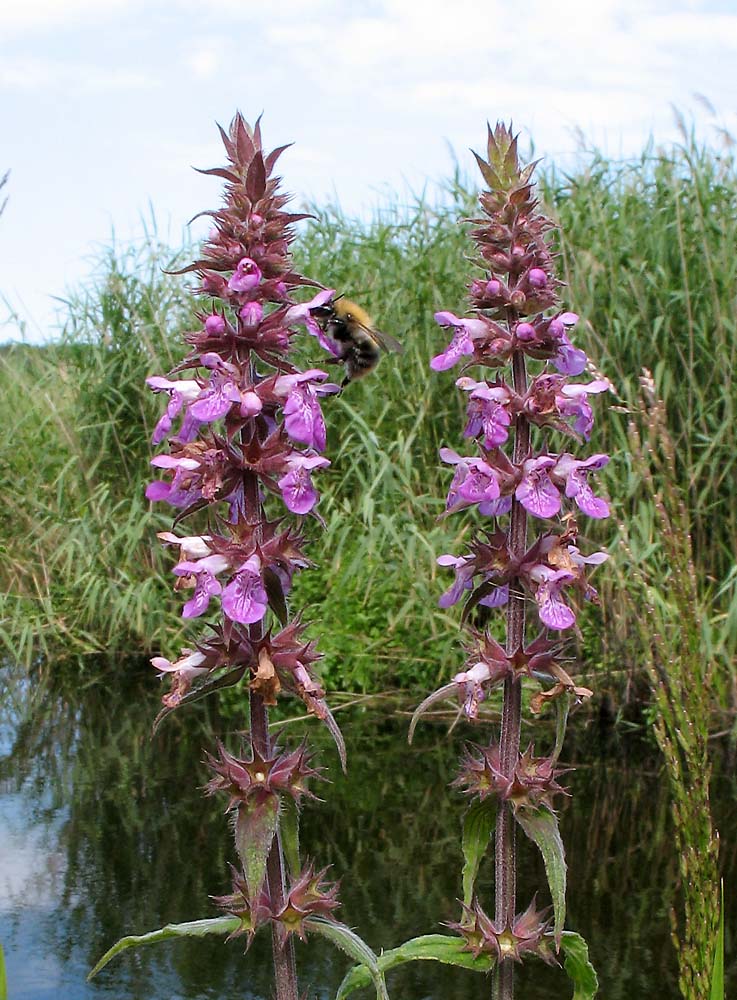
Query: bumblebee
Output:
[[311, 298, 403, 387]]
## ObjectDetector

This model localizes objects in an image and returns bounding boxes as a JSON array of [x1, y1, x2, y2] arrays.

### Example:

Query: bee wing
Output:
[[363, 325, 404, 354]]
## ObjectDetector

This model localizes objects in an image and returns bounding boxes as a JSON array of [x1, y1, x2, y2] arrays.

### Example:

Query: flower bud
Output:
[[205, 313, 226, 336], [528, 268, 547, 289], [239, 300, 263, 329], [516, 322, 536, 342]]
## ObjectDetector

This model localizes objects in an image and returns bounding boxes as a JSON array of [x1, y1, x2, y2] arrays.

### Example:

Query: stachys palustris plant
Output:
[[339, 124, 607, 1000], [88, 114, 389, 1000]]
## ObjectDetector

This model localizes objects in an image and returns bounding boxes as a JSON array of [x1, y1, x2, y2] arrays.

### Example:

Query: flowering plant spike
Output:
[[88, 114, 387, 1000], [341, 124, 605, 1000]]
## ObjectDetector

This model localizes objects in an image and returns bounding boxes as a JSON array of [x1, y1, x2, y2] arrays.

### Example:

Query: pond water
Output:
[[0, 664, 734, 999]]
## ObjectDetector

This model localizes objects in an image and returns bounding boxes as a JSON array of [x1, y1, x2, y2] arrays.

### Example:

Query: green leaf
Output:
[[234, 793, 280, 899], [152, 665, 247, 734], [337, 934, 494, 998], [515, 805, 566, 943], [304, 918, 388, 1000], [560, 932, 599, 999], [710, 880, 724, 1000], [280, 797, 301, 877], [87, 916, 240, 979], [553, 695, 570, 763], [462, 798, 496, 906], [0, 941, 7, 1000]]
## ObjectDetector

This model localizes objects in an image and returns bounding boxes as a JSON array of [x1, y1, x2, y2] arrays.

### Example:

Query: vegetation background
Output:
[[2, 130, 736, 723]]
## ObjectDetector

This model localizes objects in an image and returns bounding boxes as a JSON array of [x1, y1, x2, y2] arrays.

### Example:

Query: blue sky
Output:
[[2, 0, 736, 342]]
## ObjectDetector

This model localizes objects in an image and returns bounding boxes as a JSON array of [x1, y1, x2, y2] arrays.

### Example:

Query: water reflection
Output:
[[0, 664, 733, 999]]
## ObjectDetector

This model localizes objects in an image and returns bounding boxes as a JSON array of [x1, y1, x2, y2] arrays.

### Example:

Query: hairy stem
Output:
[[243, 465, 299, 1000], [250, 688, 298, 1000], [493, 348, 529, 1000]]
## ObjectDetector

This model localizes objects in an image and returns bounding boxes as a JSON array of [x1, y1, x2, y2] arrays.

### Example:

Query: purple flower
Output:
[[552, 333, 588, 376], [173, 552, 230, 618], [436, 554, 508, 609], [431, 312, 486, 371], [221, 555, 268, 625], [437, 554, 475, 608], [146, 454, 202, 507], [228, 257, 262, 292], [285, 289, 341, 357], [516, 456, 560, 519], [551, 454, 610, 519], [456, 377, 512, 448], [146, 377, 202, 444], [529, 566, 577, 630], [557, 379, 610, 438], [277, 454, 330, 514], [151, 648, 209, 706], [274, 370, 338, 452], [157, 531, 213, 561], [190, 372, 243, 422], [440, 448, 500, 513]]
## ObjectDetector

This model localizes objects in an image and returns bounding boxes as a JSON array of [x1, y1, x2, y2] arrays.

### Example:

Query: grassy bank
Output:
[[1, 136, 735, 706]]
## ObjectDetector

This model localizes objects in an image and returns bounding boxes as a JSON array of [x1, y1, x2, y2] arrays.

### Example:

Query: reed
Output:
[[1, 137, 735, 706]]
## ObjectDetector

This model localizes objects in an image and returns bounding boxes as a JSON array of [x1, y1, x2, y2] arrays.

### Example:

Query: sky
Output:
[[1, 0, 736, 342]]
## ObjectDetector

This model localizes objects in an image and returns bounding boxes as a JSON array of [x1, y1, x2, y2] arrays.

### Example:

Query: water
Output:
[[0, 664, 734, 999]]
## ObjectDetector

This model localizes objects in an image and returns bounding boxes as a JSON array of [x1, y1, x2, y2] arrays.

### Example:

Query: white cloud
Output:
[[187, 44, 222, 79], [0, 57, 156, 92], [0, 0, 135, 35]]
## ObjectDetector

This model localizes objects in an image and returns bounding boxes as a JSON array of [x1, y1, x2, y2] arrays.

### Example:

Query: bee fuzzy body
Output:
[[311, 298, 403, 387]]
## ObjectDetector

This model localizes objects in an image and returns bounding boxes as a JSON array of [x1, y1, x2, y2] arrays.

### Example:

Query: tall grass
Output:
[[1, 137, 735, 702], [613, 376, 720, 999]]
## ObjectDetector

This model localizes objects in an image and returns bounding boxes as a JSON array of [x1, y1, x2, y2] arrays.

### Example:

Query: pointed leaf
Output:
[[235, 793, 279, 899], [304, 918, 388, 1000], [472, 150, 497, 190], [280, 797, 301, 877], [217, 122, 236, 161], [152, 665, 247, 735], [337, 934, 494, 998], [408, 683, 457, 743], [559, 932, 599, 999], [462, 798, 496, 905], [515, 805, 566, 943], [710, 880, 724, 1000], [264, 566, 289, 626], [246, 152, 266, 201], [0, 942, 6, 1000], [320, 702, 347, 772], [553, 695, 570, 763], [88, 916, 240, 979], [193, 166, 242, 183], [265, 143, 293, 174]]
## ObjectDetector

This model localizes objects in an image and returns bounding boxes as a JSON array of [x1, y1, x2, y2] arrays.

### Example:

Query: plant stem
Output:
[[250, 687, 299, 1000], [493, 348, 529, 1000], [243, 462, 299, 1000]]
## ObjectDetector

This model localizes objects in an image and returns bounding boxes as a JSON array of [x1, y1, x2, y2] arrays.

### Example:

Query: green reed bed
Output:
[[1, 138, 735, 705]]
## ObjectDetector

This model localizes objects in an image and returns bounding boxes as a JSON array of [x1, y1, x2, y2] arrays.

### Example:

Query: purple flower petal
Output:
[[431, 328, 474, 371], [533, 570, 576, 630], [182, 571, 222, 619], [228, 257, 262, 292], [552, 333, 587, 376], [277, 455, 330, 515], [190, 378, 241, 422], [283, 384, 327, 451], [516, 459, 561, 518], [221, 557, 268, 625]]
